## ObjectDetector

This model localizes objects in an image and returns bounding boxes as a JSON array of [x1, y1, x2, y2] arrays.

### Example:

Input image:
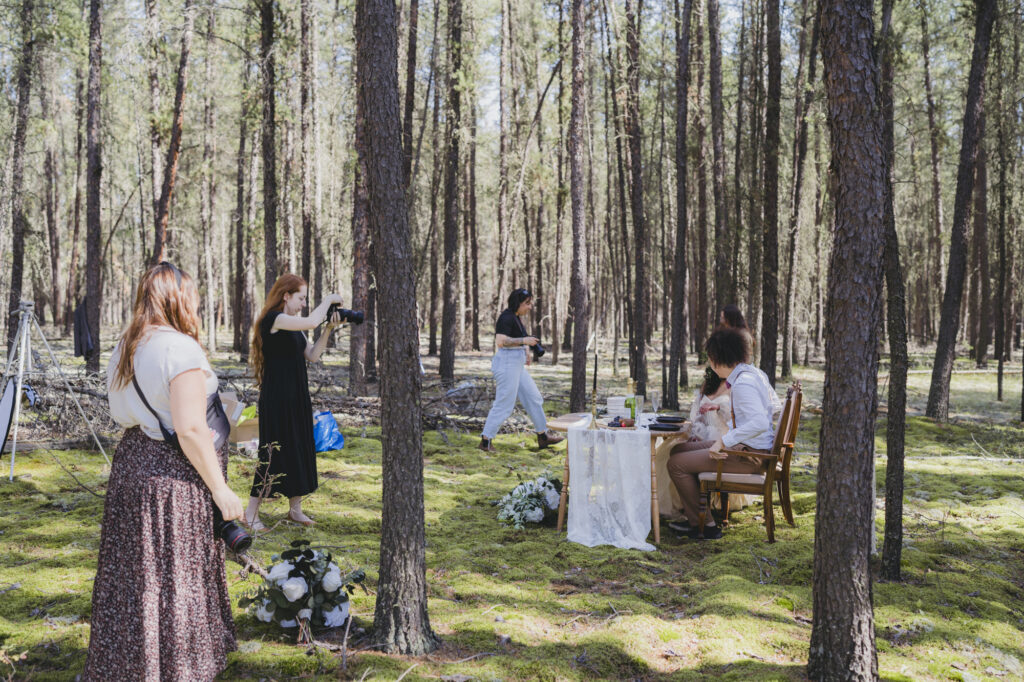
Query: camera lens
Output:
[[213, 505, 252, 552], [532, 343, 546, 359]]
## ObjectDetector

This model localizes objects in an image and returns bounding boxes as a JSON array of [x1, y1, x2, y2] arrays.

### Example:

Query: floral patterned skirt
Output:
[[83, 427, 237, 681]]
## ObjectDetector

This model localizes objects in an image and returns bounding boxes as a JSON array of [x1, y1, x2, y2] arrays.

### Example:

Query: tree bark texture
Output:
[[151, 0, 196, 264], [439, 0, 462, 384], [781, 0, 819, 378], [919, 0, 945, 338], [667, 0, 694, 410], [808, 0, 886, 677], [402, 0, 419, 186], [300, 0, 317, 285], [925, 0, 997, 420], [355, 0, 439, 655], [351, 77, 372, 396], [86, 0, 102, 373], [5, 0, 35, 350], [261, 0, 279, 293], [706, 0, 730, 312], [759, 0, 781, 386], [878, 0, 907, 583], [568, 0, 589, 413], [971, 112, 990, 367], [625, 0, 648, 395]]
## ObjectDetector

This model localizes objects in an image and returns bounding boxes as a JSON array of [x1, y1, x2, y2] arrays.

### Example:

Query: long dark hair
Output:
[[700, 366, 724, 397], [506, 287, 533, 313], [720, 304, 747, 330]]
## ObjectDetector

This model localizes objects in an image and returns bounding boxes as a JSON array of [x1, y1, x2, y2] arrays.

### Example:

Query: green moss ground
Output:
[[1, 354, 1023, 680]]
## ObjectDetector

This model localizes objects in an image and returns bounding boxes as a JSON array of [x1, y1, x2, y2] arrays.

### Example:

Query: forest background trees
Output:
[[1, 0, 1021, 412]]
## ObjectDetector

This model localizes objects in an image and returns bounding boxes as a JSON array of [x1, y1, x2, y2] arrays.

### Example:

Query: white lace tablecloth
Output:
[[566, 424, 655, 551]]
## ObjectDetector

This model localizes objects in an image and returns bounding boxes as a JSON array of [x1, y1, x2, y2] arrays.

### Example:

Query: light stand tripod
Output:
[[2, 301, 110, 481]]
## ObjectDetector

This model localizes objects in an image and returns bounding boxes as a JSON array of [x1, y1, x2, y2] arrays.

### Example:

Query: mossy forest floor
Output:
[[1, 343, 1023, 680]]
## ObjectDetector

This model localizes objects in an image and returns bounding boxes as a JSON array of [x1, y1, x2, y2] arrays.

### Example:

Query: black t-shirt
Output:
[[495, 309, 528, 339]]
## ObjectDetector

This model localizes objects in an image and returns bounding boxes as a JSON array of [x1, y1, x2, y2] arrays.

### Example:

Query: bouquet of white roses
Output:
[[496, 473, 562, 529], [240, 540, 364, 640]]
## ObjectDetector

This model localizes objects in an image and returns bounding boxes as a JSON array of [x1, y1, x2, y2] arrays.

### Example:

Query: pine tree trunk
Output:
[[706, 0, 730, 311], [260, 0, 278, 293], [920, 0, 945, 340], [667, 0, 694, 410], [568, 0, 589, 412], [878, 0, 908, 583], [40, 64, 64, 329], [356, 0, 438, 656], [925, 0, 997, 420], [233, 41, 251, 358], [300, 0, 316, 284], [439, 0, 463, 385], [625, 0, 648, 395], [145, 0, 162, 234], [5, 0, 35, 350], [994, 37, 1007, 400], [759, 0, 781, 386], [350, 79, 371, 396], [85, 0, 102, 373], [972, 112, 991, 367], [808, 0, 886, 676], [64, 60, 85, 337], [151, 0, 196, 264], [427, 43, 441, 357], [780, 0, 819, 378], [402, 0, 419, 186], [496, 0, 512, 307], [201, 7, 217, 350], [694, 1, 709, 357]]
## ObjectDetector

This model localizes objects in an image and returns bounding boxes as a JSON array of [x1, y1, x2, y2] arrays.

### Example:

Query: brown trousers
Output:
[[666, 439, 765, 526]]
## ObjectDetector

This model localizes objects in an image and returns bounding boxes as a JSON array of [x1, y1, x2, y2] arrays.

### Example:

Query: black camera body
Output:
[[327, 303, 365, 325], [532, 342, 546, 360], [213, 504, 252, 552]]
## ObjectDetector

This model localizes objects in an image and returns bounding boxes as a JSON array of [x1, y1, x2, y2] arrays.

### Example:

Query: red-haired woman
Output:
[[244, 274, 343, 530], [85, 262, 243, 681]]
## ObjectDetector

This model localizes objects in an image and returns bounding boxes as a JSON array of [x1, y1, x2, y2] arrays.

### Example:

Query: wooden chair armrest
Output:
[[720, 448, 779, 462]]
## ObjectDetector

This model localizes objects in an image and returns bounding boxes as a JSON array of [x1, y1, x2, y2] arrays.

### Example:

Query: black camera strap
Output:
[[131, 375, 184, 451]]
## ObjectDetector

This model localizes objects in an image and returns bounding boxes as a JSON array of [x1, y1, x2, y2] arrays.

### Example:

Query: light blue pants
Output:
[[481, 349, 548, 439]]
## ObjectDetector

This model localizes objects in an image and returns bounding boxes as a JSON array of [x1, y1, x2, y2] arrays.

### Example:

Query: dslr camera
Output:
[[531, 342, 546, 360], [213, 504, 252, 552], [327, 303, 365, 325]]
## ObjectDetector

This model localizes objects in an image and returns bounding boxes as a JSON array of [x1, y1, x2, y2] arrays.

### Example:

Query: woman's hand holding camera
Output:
[[522, 336, 539, 347], [212, 484, 244, 522]]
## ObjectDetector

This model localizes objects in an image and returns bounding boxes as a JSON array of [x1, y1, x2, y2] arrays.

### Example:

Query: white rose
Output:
[[323, 601, 350, 628], [321, 568, 343, 593], [297, 608, 312, 620], [267, 561, 294, 584], [281, 577, 308, 602], [279, 618, 297, 628], [525, 506, 544, 523], [255, 602, 274, 623], [544, 488, 560, 511]]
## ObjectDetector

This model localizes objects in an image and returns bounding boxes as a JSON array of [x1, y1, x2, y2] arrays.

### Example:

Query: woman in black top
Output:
[[478, 288, 564, 451], [244, 273, 344, 530]]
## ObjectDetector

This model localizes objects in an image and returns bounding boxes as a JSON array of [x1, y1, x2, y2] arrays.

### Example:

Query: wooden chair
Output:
[[698, 382, 802, 543]]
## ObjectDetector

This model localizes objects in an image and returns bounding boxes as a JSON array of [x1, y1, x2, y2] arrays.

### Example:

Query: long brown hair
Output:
[[113, 262, 202, 389], [251, 273, 307, 385]]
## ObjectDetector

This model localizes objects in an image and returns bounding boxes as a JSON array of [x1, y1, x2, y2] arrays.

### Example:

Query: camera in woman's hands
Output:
[[213, 504, 252, 552], [327, 303, 365, 325], [532, 342, 546, 360]]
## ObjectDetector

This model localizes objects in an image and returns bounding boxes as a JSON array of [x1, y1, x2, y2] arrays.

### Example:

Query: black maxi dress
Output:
[[250, 311, 318, 498]]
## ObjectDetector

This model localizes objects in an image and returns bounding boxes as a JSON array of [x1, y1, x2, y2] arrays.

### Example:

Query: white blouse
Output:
[[106, 326, 218, 440], [688, 390, 732, 442]]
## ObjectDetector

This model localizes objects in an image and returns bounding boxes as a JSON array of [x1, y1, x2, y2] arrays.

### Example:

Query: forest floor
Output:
[[1, 340, 1023, 680]]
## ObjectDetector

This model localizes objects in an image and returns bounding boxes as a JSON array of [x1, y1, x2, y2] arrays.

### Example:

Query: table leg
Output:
[[651, 440, 660, 544], [556, 449, 571, 533]]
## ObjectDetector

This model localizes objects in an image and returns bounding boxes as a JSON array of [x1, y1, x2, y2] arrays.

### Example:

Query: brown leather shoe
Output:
[[537, 430, 565, 448], [478, 437, 496, 452]]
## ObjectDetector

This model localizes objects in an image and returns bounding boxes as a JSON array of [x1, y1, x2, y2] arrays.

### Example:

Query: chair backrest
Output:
[[785, 383, 803, 447], [769, 390, 794, 455]]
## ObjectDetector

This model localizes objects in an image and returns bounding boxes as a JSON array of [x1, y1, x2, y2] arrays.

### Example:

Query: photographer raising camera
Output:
[[245, 274, 346, 530], [478, 288, 564, 452]]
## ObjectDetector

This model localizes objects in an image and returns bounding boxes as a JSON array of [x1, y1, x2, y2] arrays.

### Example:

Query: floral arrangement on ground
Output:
[[495, 472, 562, 529], [239, 540, 364, 640]]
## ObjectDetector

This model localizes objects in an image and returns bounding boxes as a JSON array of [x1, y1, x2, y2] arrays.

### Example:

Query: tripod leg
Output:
[[31, 315, 111, 465]]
